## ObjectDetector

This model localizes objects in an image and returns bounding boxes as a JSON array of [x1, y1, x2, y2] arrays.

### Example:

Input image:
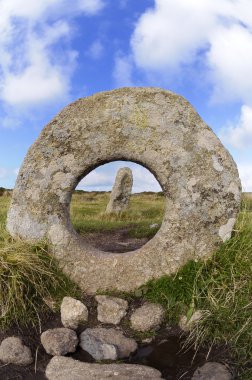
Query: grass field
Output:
[[0, 192, 251, 378], [70, 191, 165, 238]]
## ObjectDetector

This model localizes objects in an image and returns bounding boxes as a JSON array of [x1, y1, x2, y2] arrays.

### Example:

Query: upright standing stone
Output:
[[105, 167, 133, 213]]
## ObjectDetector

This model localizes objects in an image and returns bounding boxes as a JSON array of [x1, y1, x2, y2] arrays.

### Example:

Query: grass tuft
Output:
[[0, 192, 251, 377], [141, 199, 252, 369], [0, 226, 79, 329]]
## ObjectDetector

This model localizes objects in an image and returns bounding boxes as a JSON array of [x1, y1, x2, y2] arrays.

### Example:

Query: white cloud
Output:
[[131, 0, 217, 71], [131, 166, 161, 193], [208, 24, 252, 104], [0, 0, 104, 23], [128, 0, 252, 193], [13, 168, 20, 176], [77, 0, 105, 15], [78, 163, 162, 193], [0, 19, 75, 106], [130, 0, 252, 104], [220, 105, 252, 149], [0, 0, 105, 107], [237, 163, 252, 192], [80, 171, 113, 188], [113, 55, 134, 87], [2, 59, 71, 106], [0, 115, 22, 129], [88, 40, 104, 59]]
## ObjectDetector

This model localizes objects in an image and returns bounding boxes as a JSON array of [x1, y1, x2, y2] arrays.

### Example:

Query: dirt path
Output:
[[81, 226, 150, 253]]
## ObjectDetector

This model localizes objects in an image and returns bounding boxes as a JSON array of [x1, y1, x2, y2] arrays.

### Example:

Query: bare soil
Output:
[[0, 298, 236, 380], [81, 226, 149, 253], [0, 231, 238, 380]]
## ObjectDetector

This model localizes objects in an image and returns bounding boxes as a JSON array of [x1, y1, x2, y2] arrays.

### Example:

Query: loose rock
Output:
[[61, 296, 88, 329], [41, 328, 78, 356], [105, 167, 133, 214], [46, 356, 163, 379], [0, 337, 33, 366], [95, 295, 128, 325], [179, 310, 203, 332], [130, 303, 165, 332], [80, 327, 137, 360], [192, 362, 232, 380]]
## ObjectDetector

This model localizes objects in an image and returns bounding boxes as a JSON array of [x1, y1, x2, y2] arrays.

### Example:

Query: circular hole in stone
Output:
[[70, 161, 165, 253]]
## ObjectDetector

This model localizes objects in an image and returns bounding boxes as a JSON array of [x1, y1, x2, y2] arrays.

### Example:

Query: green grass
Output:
[[0, 198, 79, 330], [71, 191, 252, 374], [70, 191, 165, 238], [0, 192, 164, 330], [0, 192, 251, 378], [241, 192, 252, 211], [0, 197, 9, 225], [136, 198, 252, 378]]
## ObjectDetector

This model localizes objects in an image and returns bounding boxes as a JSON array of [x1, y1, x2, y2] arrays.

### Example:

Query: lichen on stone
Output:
[[7, 87, 241, 293]]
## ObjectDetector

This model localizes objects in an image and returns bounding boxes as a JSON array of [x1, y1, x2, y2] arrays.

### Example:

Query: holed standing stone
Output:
[[7, 87, 241, 293]]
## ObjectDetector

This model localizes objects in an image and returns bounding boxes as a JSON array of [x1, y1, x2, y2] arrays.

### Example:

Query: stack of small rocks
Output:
[[0, 295, 232, 380], [42, 295, 165, 379]]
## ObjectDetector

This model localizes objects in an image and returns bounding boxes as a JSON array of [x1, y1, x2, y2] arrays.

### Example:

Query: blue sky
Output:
[[0, 0, 251, 192]]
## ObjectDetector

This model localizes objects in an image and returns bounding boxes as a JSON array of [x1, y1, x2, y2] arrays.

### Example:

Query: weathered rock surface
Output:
[[179, 310, 203, 332], [130, 303, 165, 332], [105, 167, 133, 213], [61, 296, 88, 329], [45, 356, 163, 379], [80, 327, 137, 360], [95, 295, 128, 325], [41, 328, 78, 356], [192, 362, 232, 380], [0, 337, 33, 366], [7, 88, 241, 293]]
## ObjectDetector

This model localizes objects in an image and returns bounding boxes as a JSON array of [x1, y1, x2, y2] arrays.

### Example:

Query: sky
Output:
[[0, 0, 251, 192]]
